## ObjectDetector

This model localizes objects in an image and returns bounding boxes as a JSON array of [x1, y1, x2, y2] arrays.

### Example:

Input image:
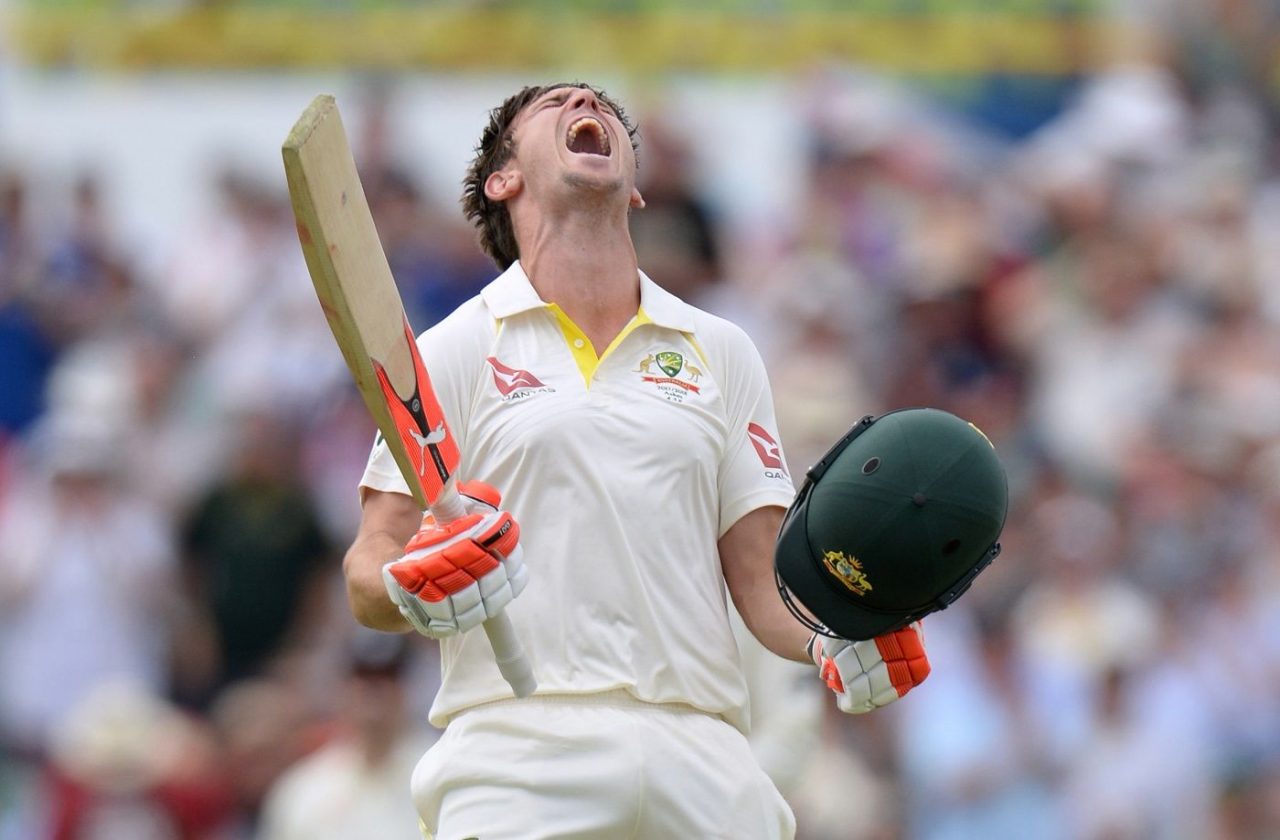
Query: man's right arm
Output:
[[344, 488, 421, 632]]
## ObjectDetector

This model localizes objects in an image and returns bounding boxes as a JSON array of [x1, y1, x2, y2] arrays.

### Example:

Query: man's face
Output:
[[502, 84, 642, 208]]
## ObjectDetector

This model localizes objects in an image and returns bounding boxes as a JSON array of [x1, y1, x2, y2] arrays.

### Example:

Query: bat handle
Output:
[[429, 483, 469, 523], [485, 613, 537, 698], [430, 482, 537, 698]]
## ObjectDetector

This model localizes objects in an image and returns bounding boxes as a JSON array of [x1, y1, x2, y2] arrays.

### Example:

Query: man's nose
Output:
[[570, 88, 599, 112]]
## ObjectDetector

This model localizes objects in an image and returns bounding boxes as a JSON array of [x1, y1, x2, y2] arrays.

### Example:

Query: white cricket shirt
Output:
[[360, 262, 795, 732]]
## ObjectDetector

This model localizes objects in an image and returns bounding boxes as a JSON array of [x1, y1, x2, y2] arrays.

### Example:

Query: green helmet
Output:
[[774, 408, 1008, 640]]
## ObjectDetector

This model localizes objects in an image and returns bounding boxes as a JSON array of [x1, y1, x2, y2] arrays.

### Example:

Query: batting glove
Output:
[[808, 621, 930, 714], [382, 481, 527, 639]]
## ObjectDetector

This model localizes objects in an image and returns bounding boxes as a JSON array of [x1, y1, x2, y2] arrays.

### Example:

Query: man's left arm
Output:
[[720, 506, 931, 713], [720, 506, 810, 663]]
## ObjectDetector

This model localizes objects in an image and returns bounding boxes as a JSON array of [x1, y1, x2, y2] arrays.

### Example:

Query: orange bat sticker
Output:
[[370, 318, 461, 503]]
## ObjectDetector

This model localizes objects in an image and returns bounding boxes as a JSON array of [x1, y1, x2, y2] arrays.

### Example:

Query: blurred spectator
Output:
[[1165, 0, 1279, 116], [628, 111, 724, 305], [894, 607, 1063, 840], [297, 385, 383, 546], [1172, 288, 1280, 464], [161, 170, 288, 348], [206, 678, 315, 839], [365, 166, 493, 330], [1017, 222, 1193, 487], [177, 411, 335, 707], [1060, 657, 1216, 839], [757, 254, 876, 472], [119, 325, 229, 519], [258, 631, 436, 840], [790, 706, 899, 840], [32, 175, 136, 348], [0, 171, 56, 438], [1010, 491, 1161, 763], [0, 171, 38, 295], [0, 415, 179, 757], [1120, 447, 1244, 600], [164, 167, 344, 419], [354, 82, 494, 329], [40, 681, 234, 840]]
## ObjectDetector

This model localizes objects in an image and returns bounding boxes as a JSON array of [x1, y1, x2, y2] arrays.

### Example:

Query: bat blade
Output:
[[283, 94, 457, 510], [283, 94, 535, 697]]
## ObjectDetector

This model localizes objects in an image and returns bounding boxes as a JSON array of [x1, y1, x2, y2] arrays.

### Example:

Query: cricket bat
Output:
[[283, 94, 535, 697]]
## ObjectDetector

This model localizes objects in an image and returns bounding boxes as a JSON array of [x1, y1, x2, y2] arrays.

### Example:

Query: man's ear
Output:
[[485, 168, 522, 202], [630, 187, 646, 210]]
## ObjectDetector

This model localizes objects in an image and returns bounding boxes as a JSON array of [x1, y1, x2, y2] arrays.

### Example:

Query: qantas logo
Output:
[[747, 422, 788, 476], [487, 357, 555, 401]]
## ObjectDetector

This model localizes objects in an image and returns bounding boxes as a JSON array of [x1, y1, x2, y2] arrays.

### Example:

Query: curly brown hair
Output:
[[461, 82, 639, 270]]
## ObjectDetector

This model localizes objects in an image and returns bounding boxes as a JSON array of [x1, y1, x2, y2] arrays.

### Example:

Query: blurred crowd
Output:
[[2, 5, 1280, 838]]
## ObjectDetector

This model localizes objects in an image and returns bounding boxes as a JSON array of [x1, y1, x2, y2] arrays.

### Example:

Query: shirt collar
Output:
[[479, 261, 698, 333], [480, 261, 546, 319], [638, 270, 697, 332]]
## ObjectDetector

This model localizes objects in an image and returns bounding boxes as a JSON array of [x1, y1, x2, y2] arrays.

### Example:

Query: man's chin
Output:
[[562, 172, 628, 200]]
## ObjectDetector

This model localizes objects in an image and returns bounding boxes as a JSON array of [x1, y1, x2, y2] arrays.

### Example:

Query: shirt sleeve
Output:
[[359, 428, 408, 500], [713, 321, 796, 537]]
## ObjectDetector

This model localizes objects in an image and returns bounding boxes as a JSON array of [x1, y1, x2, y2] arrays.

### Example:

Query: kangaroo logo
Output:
[[637, 349, 704, 402]]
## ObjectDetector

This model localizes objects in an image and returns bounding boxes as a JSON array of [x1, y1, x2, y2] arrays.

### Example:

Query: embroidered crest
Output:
[[822, 550, 873, 597]]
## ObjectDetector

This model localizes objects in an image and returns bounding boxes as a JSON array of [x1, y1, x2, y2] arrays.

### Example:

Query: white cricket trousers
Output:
[[412, 691, 796, 840]]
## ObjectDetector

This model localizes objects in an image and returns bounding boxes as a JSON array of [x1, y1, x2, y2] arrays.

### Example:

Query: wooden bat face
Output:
[[283, 94, 459, 508]]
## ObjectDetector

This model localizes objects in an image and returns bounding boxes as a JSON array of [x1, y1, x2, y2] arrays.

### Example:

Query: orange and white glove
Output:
[[381, 481, 527, 639], [808, 621, 930, 714]]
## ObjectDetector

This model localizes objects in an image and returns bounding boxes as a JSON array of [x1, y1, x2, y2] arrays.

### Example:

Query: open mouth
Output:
[[566, 117, 611, 157]]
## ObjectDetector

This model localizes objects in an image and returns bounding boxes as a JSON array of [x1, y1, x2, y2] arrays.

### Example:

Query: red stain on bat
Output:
[[296, 222, 312, 246]]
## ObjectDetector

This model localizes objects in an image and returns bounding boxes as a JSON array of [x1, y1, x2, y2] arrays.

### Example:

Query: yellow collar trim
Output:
[[548, 304, 653, 388]]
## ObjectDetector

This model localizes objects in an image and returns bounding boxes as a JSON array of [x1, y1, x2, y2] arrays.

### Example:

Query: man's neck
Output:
[[517, 212, 641, 351]]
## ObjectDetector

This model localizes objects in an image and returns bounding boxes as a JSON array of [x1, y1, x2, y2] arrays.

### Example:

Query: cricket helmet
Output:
[[774, 408, 1008, 640]]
